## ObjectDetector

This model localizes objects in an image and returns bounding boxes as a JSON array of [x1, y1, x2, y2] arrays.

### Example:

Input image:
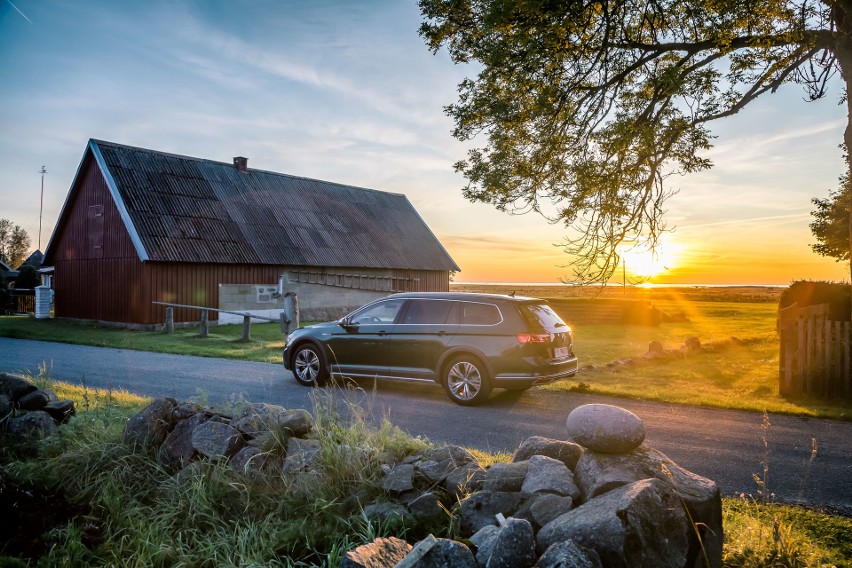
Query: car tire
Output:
[[291, 343, 329, 387], [442, 355, 492, 406]]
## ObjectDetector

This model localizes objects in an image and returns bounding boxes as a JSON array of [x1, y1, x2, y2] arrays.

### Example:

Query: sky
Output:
[[1, 0, 849, 285]]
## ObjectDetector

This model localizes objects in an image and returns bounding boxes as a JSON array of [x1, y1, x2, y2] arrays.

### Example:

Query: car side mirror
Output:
[[339, 317, 358, 330]]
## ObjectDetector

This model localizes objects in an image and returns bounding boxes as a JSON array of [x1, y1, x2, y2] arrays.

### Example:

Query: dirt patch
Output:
[[0, 467, 97, 560]]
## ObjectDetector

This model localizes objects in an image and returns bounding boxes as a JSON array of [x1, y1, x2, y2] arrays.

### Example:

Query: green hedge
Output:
[[779, 281, 851, 321]]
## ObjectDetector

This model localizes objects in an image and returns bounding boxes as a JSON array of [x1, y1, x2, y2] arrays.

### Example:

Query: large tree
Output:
[[419, 0, 852, 284], [0, 218, 31, 269]]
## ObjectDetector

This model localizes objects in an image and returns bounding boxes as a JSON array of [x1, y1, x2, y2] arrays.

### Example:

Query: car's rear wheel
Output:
[[292, 343, 328, 386], [443, 355, 492, 406]]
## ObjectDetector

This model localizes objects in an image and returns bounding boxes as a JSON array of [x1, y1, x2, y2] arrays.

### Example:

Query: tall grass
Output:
[[2, 380, 437, 566], [2, 377, 850, 566]]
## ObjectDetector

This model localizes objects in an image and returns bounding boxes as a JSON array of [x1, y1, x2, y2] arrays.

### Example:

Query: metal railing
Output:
[[153, 293, 299, 341]]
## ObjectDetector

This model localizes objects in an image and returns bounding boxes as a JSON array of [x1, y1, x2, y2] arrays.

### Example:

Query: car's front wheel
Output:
[[291, 343, 328, 386], [442, 355, 492, 406]]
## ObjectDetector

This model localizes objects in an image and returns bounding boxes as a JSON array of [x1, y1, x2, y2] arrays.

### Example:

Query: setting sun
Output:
[[619, 237, 680, 279]]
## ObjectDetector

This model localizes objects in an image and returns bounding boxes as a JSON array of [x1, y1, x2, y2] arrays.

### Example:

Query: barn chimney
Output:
[[233, 156, 248, 172]]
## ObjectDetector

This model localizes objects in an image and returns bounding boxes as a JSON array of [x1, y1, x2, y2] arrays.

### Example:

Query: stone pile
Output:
[[121, 398, 722, 568], [122, 397, 319, 476], [0, 373, 76, 450], [347, 403, 722, 568]]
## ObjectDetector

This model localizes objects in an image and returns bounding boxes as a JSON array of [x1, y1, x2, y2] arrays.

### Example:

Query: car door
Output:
[[324, 298, 405, 378], [384, 299, 459, 380]]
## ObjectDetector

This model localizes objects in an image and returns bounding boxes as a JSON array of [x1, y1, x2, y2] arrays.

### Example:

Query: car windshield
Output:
[[522, 303, 566, 331], [350, 299, 405, 324]]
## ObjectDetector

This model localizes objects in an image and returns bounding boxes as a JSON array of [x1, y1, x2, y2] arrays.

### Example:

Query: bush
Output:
[[779, 280, 851, 321], [14, 265, 39, 290], [0, 272, 9, 314]]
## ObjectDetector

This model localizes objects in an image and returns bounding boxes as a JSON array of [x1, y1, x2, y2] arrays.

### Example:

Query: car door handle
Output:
[[378, 330, 387, 335], [437, 331, 447, 336]]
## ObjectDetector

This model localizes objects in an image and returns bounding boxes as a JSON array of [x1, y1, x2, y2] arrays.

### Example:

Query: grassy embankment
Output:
[[1, 377, 849, 567], [2, 285, 847, 420]]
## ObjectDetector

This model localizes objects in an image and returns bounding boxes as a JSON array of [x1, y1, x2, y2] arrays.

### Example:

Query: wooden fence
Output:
[[8, 289, 35, 314], [778, 302, 851, 399]]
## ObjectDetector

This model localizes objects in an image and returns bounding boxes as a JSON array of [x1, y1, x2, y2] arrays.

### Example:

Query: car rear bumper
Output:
[[493, 356, 579, 388]]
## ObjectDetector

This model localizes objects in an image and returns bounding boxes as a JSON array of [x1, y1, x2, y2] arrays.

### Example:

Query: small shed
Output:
[[44, 139, 459, 327]]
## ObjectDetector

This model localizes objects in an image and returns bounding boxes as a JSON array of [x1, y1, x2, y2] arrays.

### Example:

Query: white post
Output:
[[34, 286, 51, 319]]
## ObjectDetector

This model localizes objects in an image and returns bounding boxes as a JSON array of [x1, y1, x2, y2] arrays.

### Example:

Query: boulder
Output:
[[415, 459, 456, 484], [413, 538, 476, 567], [535, 540, 603, 568], [229, 445, 270, 475], [341, 536, 412, 568], [444, 462, 485, 500], [191, 420, 244, 459], [231, 412, 277, 437], [459, 490, 524, 535], [172, 401, 205, 421], [512, 436, 584, 470], [0, 394, 13, 424], [361, 502, 408, 524], [483, 460, 529, 492], [5, 410, 58, 440], [522, 455, 580, 499], [482, 518, 536, 568], [565, 404, 645, 454], [0, 374, 37, 401], [529, 494, 574, 528], [469, 524, 500, 550], [16, 389, 58, 410], [160, 413, 206, 470], [42, 400, 76, 424], [278, 408, 314, 437], [282, 438, 321, 474], [536, 478, 689, 568], [573, 445, 722, 568], [407, 492, 444, 522], [123, 397, 178, 449], [420, 445, 477, 466], [383, 464, 415, 494]]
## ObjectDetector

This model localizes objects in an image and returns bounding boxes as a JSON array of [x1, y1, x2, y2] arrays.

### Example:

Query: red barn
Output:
[[44, 140, 459, 327]]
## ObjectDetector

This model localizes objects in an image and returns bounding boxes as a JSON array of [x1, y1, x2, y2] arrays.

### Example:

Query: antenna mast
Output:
[[38, 165, 47, 250]]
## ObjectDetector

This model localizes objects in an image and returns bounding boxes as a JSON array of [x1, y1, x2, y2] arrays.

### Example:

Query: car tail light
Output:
[[517, 333, 550, 344]]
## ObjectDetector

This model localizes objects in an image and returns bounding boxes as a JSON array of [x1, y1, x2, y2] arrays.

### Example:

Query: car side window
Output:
[[351, 299, 405, 324], [402, 299, 455, 324], [460, 302, 501, 325]]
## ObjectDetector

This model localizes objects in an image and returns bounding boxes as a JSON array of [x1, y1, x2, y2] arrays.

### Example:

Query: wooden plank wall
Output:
[[142, 263, 283, 324], [779, 302, 852, 399], [50, 157, 142, 323]]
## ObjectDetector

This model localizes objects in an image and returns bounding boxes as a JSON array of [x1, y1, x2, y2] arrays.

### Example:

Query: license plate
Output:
[[553, 346, 569, 359]]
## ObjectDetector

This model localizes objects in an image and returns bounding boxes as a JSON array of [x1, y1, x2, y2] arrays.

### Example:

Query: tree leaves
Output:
[[419, 0, 845, 282]]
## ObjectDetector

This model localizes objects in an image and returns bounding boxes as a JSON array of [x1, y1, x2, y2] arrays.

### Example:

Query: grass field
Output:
[[2, 378, 849, 567], [0, 316, 288, 364], [2, 284, 849, 419]]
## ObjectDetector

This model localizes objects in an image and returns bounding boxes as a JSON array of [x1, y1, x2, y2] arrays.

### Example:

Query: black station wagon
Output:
[[282, 292, 578, 405]]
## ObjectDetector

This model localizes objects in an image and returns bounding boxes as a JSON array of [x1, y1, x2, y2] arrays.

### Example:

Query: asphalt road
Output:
[[3, 337, 850, 515]]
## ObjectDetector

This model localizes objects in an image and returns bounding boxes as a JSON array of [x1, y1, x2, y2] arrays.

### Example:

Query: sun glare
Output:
[[619, 237, 680, 279]]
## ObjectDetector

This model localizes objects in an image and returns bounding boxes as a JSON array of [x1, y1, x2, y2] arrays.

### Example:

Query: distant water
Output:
[[453, 282, 788, 288]]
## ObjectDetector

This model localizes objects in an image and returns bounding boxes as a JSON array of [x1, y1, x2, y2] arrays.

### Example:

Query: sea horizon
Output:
[[451, 282, 790, 288]]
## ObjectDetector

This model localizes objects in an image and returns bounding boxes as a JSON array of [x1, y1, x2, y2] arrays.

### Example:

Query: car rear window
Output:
[[402, 299, 455, 324], [521, 303, 567, 331], [460, 302, 501, 325]]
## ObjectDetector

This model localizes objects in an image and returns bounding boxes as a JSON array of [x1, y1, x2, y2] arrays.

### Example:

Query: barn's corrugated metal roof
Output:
[[86, 140, 459, 271]]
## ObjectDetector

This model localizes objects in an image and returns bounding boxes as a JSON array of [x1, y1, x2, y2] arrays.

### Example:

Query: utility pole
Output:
[[38, 165, 47, 250]]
